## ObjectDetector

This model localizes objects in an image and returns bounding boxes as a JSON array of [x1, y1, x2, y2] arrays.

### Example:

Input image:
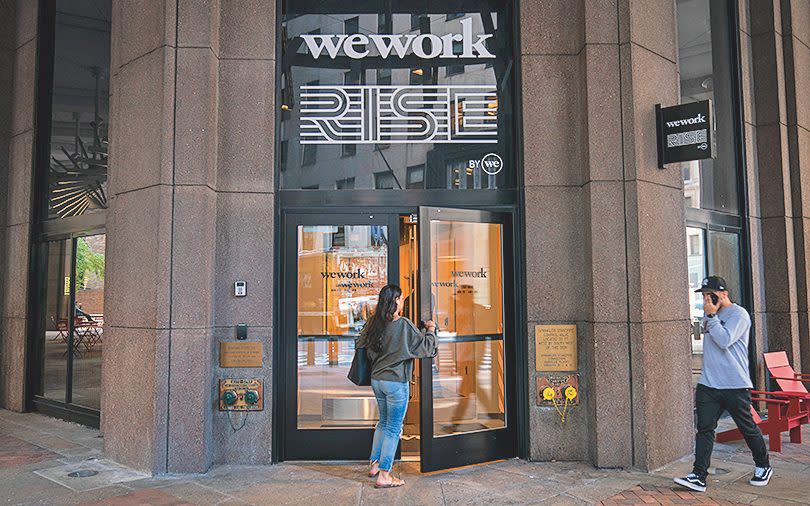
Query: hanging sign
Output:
[[655, 100, 713, 168]]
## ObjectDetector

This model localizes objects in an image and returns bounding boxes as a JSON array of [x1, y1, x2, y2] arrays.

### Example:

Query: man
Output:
[[675, 276, 772, 493], [74, 303, 94, 322]]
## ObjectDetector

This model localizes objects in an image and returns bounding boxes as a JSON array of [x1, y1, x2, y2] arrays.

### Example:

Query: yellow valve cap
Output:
[[542, 387, 556, 400], [564, 386, 577, 400]]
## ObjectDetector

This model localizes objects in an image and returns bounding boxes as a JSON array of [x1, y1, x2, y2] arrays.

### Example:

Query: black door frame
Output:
[[27, 227, 106, 429], [417, 206, 517, 471], [279, 211, 400, 460], [272, 192, 528, 466]]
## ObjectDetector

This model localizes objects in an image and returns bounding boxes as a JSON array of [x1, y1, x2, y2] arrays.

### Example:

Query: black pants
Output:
[[693, 384, 769, 478]]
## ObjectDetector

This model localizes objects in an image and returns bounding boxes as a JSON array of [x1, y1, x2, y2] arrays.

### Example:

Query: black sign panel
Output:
[[656, 100, 713, 168]]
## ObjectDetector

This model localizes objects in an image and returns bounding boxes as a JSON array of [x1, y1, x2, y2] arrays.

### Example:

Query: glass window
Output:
[[336, 177, 355, 189], [446, 40, 464, 76], [302, 144, 317, 166], [341, 144, 356, 157], [39, 234, 105, 409], [677, 0, 739, 213], [374, 171, 397, 189], [377, 13, 389, 33], [708, 230, 741, 300], [280, 3, 516, 191], [376, 68, 391, 85], [678, 0, 749, 389], [46, 1, 111, 220], [41, 239, 72, 402], [686, 227, 706, 387], [296, 225, 388, 429], [406, 165, 425, 189], [428, 220, 505, 435], [344, 16, 359, 34], [72, 234, 105, 410]]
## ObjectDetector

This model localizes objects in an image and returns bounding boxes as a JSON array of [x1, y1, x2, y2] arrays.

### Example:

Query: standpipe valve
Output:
[[564, 386, 577, 401]]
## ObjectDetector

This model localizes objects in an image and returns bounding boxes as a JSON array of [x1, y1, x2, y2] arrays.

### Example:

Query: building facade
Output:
[[1, 0, 809, 475]]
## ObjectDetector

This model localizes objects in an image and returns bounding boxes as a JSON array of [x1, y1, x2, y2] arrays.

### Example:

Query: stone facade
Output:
[[0, 0, 39, 413], [1, 0, 809, 476]]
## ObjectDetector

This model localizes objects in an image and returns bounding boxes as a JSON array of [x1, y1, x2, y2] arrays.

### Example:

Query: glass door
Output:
[[417, 207, 516, 472], [33, 233, 106, 425], [282, 213, 399, 460]]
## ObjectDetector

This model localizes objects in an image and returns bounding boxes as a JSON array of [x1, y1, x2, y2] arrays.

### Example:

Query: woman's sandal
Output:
[[374, 476, 405, 488], [368, 462, 380, 477]]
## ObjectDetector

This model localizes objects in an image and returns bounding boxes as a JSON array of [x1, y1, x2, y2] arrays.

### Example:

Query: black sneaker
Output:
[[749, 466, 773, 486], [674, 473, 706, 492]]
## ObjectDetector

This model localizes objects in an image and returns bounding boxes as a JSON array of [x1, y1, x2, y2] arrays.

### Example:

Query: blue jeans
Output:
[[369, 379, 410, 472]]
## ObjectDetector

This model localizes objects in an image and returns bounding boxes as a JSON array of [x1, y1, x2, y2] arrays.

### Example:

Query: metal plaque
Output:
[[536, 374, 580, 406], [535, 324, 577, 372], [219, 341, 263, 368], [219, 378, 263, 411]]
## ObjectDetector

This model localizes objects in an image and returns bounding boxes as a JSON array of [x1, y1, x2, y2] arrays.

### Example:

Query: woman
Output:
[[359, 284, 437, 488]]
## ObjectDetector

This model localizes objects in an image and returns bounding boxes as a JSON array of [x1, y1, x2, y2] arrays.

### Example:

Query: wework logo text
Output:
[[301, 18, 495, 60]]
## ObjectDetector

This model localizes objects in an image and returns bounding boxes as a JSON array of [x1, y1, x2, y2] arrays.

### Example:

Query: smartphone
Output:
[[709, 293, 719, 305]]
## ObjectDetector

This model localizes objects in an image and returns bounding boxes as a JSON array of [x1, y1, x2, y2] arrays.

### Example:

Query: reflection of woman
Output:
[[358, 284, 437, 488]]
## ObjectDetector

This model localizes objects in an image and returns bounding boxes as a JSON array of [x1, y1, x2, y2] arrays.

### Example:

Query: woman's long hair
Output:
[[361, 284, 402, 353]]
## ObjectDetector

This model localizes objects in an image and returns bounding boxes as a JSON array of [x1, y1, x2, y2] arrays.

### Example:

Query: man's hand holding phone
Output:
[[703, 292, 720, 316]]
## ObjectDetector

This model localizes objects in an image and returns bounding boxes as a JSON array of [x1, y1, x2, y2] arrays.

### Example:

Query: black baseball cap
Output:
[[695, 276, 727, 293]]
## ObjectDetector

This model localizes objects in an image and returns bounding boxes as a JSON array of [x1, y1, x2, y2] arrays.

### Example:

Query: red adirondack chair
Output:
[[717, 394, 806, 452], [764, 351, 810, 414]]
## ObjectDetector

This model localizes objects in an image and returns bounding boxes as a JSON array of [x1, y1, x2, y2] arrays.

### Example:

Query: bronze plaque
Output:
[[535, 324, 577, 372], [220, 341, 263, 368]]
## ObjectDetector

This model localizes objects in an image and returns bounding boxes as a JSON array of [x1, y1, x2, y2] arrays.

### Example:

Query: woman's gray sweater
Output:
[[361, 318, 438, 383]]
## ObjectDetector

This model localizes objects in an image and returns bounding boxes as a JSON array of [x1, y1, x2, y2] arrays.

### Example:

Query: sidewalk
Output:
[[1, 409, 808, 505]]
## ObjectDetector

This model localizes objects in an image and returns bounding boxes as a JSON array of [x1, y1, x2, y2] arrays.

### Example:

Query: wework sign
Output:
[[655, 100, 713, 168], [301, 18, 494, 60]]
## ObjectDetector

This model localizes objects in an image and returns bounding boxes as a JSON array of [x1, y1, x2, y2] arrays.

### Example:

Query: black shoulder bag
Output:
[[347, 342, 371, 386]]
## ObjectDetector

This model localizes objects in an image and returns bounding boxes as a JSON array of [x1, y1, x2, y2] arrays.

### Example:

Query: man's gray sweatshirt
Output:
[[698, 303, 753, 389]]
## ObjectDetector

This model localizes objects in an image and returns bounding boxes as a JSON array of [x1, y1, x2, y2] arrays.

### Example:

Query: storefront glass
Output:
[[677, 0, 738, 214], [297, 225, 388, 429], [42, 239, 73, 402], [428, 220, 505, 435], [39, 234, 105, 410], [30, 0, 110, 425], [677, 0, 749, 388], [71, 235, 105, 410], [686, 227, 705, 387], [279, 0, 515, 190], [46, 1, 110, 220]]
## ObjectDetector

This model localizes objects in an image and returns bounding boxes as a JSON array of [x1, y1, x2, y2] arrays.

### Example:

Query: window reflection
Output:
[[429, 220, 505, 436], [47, 1, 111, 219], [677, 0, 738, 213], [297, 225, 388, 429], [280, 4, 515, 190], [72, 235, 105, 410], [42, 240, 72, 402], [686, 227, 706, 388], [40, 234, 105, 410]]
